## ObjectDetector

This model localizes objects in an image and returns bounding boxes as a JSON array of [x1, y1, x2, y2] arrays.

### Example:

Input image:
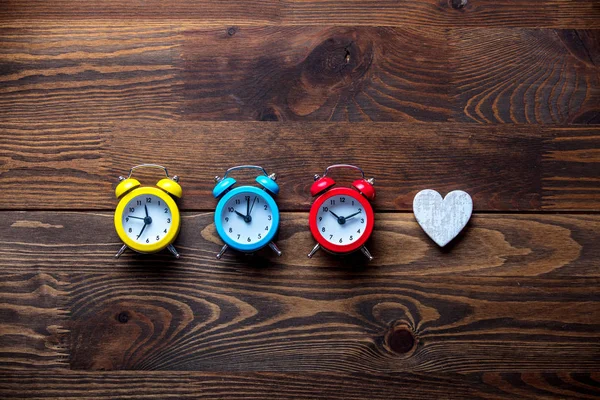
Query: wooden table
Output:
[[1, 1, 599, 398]]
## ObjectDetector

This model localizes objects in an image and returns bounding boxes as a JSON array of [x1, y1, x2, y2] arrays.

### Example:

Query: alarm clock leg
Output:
[[114, 244, 128, 258], [167, 244, 180, 259], [307, 243, 320, 258], [268, 242, 282, 256], [216, 244, 229, 259], [360, 246, 374, 261]]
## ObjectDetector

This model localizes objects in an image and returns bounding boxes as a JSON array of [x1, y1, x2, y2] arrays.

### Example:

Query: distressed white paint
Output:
[[413, 190, 472, 247]]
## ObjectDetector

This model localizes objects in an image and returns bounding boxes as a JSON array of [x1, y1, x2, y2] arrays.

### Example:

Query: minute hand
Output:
[[343, 211, 362, 220]]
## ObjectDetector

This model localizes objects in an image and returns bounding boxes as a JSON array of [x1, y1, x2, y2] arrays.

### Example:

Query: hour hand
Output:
[[329, 210, 340, 219], [234, 210, 246, 218]]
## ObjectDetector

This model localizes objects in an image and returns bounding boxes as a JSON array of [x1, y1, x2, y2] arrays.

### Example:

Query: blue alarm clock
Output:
[[212, 165, 282, 259]]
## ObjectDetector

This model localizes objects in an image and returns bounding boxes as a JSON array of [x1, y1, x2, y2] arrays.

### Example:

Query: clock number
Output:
[[129, 207, 135, 212], [237, 234, 241, 239], [329, 235, 333, 240], [147, 198, 152, 203], [349, 235, 353, 241], [268, 215, 272, 221], [340, 197, 345, 203], [352, 200, 355, 206], [258, 233, 262, 239], [318, 217, 322, 222], [164, 208, 168, 213], [339, 238, 343, 243], [126, 217, 129, 222], [358, 208, 362, 212], [330, 200, 335, 205], [360, 218, 364, 224], [128, 228, 132, 233], [247, 237, 251, 242], [225, 217, 229, 222], [357, 229, 361, 233], [167, 218, 171, 223], [321, 227, 325, 232], [264, 204, 268, 210], [229, 227, 233, 233], [164, 229, 167, 233], [136, 200, 141, 206], [265, 226, 269, 231], [158, 201, 161, 206], [228, 207, 234, 212], [322, 207, 328, 212], [146, 238, 150, 243], [235, 199, 240, 204], [245, 196, 250, 200], [156, 235, 160, 241]]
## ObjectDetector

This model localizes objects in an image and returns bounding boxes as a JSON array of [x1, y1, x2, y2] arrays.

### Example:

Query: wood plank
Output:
[[181, 26, 453, 122], [282, 0, 600, 29], [0, 273, 69, 370], [452, 29, 600, 124], [0, 25, 183, 124], [1, 371, 599, 399], [1, 212, 598, 277], [1, 1, 599, 28], [182, 27, 599, 123], [1, 123, 599, 211], [64, 272, 599, 372], [2, 25, 598, 124]]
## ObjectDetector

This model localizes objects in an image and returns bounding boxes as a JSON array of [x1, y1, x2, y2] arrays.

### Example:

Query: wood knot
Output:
[[301, 35, 371, 88], [257, 107, 281, 121], [227, 27, 238, 36], [117, 312, 129, 324], [450, 0, 467, 9], [385, 324, 417, 356]]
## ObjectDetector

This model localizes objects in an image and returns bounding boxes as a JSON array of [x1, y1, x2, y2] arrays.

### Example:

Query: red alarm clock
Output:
[[307, 164, 375, 260]]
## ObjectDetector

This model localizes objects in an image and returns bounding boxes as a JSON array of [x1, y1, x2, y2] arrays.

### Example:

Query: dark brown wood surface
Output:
[[1, 2, 599, 399]]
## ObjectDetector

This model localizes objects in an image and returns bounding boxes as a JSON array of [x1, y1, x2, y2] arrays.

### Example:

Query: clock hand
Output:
[[127, 216, 145, 220], [246, 196, 250, 217], [136, 223, 147, 239], [343, 210, 362, 220], [329, 210, 346, 225], [235, 210, 246, 218], [235, 210, 252, 223], [248, 196, 258, 216], [145, 204, 149, 217]]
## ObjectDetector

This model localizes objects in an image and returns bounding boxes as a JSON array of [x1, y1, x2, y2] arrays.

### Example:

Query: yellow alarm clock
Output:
[[114, 164, 182, 258]]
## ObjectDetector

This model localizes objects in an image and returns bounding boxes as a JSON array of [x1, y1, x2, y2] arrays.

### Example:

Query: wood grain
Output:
[[1, 371, 599, 399], [65, 271, 600, 372], [181, 26, 452, 122], [2, 25, 598, 123], [1, 211, 598, 277], [453, 29, 600, 124], [0, 273, 69, 370], [2, 123, 599, 211], [0, 25, 183, 124], [1, 0, 599, 28]]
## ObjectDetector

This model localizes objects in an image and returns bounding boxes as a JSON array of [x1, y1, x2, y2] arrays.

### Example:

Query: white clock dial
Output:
[[316, 194, 367, 245], [121, 194, 173, 245], [220, 191, 273, 245]]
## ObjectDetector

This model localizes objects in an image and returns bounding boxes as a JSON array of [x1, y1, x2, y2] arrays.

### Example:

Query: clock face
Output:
[[218, 189, 277, 249], [315, 194, 368, 245], [120, 193, 175, 246], [309, 187, 374, 253]]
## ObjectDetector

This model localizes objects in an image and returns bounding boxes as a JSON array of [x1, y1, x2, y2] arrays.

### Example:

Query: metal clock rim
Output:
[[114, 186, 181, 254], [214, 186, 280, 252], [309, 187, 374, 254]]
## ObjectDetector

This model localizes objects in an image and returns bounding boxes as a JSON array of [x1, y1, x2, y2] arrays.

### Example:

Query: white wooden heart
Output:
[[413, 190, 472, 247]]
